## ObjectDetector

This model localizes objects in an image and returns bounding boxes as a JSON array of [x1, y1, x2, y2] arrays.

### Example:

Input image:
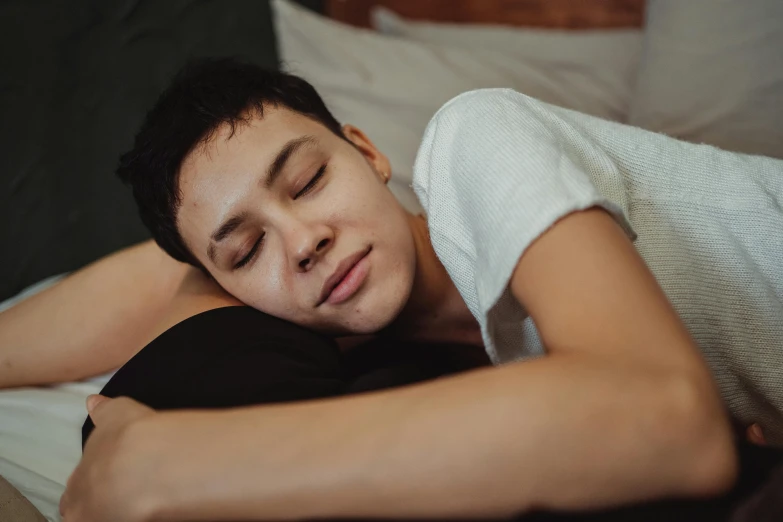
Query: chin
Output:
[[366, 278, 414, 333], [336, 284, 412, 336], [336, 310, 395, 336]]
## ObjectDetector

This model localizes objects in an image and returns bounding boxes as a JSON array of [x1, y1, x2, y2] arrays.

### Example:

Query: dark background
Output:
[[0, 0, 323, 301]]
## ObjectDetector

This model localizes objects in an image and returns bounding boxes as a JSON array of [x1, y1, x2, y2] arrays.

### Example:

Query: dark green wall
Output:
[[0, 0, 290, 299]]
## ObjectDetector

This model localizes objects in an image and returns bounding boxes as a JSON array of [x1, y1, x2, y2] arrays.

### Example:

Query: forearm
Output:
[[0, 240, 191, 388], [148, 354, 735, 521]]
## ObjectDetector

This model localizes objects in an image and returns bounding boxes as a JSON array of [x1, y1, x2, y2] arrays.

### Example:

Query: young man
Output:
[[4, 57, 783, 520]]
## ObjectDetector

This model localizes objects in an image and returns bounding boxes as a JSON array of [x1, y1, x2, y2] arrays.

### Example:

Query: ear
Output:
[[342, 124, 392, 184]]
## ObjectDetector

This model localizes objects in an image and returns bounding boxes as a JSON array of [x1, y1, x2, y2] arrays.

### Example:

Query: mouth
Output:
[[317, 246, 372, 307]]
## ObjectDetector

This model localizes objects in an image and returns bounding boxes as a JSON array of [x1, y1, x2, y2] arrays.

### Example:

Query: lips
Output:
[[317, 246, 372, 306]]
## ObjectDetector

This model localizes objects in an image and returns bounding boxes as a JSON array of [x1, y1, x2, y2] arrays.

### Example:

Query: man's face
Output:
[[177, 105, 417, 336]]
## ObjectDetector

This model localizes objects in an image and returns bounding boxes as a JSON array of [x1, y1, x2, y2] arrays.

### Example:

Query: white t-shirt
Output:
[[412, 88, 783, 442]]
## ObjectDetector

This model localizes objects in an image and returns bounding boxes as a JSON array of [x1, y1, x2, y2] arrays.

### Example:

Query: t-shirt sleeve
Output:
[[412, 88, 635, 324]]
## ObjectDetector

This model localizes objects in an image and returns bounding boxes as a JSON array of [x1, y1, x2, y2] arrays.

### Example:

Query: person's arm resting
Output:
[[505, 207, 737, 509], [0, 240, 239, 388], [117, 209, 736, 522]]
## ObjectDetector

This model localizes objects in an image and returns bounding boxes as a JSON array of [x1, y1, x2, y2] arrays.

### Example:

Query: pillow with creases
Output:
[[629, 0, 783, 158], [273, 0, 643, 213]]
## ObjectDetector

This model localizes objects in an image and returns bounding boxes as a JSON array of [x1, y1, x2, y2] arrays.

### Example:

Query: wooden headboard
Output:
[[327, 0, 646, 29]]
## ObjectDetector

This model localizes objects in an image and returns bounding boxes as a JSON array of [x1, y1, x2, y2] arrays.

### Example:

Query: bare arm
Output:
[[0, 240, 240, 388], [98, 209, 736, 521]]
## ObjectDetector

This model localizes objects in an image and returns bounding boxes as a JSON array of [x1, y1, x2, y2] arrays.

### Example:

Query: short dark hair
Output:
[[117, 57, 344, 268]]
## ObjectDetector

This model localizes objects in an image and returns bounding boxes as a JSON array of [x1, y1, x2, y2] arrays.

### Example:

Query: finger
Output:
[[86, 394, 110, 414], [747, 423, 766, 446], [59, 488, 69, 516], [88, 395, 155, 426], [86, 394, 112, 423]]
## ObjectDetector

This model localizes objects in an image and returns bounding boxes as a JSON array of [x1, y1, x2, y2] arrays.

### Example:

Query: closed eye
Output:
[[294, 163, 327, 199], [233, 235, 263, 270]]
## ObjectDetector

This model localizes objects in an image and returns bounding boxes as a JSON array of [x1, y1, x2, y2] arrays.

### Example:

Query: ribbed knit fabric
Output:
[[413, 89, 783, 443]]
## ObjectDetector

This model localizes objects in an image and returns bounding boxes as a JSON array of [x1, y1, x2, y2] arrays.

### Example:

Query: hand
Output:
[[60, 395, 159, 522]]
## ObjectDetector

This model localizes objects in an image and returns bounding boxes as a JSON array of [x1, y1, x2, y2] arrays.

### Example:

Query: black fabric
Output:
[[81, 306, 345, 444], [0, 0, 319, 301], [345, 335, 492, 393], [82, 306, 783, 521], [82, 306, 490, 444]]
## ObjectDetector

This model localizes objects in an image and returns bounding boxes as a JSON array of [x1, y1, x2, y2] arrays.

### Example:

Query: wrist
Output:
[[133, 411, 205, 522], [142, 403, 362, 522], [140, 408, 276, 522]]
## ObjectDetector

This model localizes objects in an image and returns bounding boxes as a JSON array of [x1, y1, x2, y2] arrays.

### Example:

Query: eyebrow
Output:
[[208, 211, 249, 263], [206, 135, 318, 265], [265, 135, 317, 189]]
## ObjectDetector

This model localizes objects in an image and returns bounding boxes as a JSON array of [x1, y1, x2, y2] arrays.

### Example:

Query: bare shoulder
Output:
[[148, 266, 244, 339], [175, 266, 244, 312]]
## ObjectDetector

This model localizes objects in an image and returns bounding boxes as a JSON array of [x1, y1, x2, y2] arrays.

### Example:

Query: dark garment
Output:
[[83, 306, 783, 521], [82, 306, 489, 444], [83, 306, 346, 434]]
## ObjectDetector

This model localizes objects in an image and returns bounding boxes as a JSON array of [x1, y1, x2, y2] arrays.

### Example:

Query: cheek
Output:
[[333, 180, 393, 229], [219, 264, 291, 315]]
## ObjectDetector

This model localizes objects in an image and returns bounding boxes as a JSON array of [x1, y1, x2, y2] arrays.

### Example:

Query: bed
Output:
[[1, 0, 781, 519]]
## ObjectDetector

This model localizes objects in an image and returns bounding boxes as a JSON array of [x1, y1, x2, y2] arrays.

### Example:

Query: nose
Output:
[[289, 222, 333, 272]]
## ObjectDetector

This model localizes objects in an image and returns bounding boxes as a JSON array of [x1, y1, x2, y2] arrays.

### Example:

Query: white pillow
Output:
[[272, 0, 642, 213], [629, 0, 783, 158], [371, 6, 643, 101]]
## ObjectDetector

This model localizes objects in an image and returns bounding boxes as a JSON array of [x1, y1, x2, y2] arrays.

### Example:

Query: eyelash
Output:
[[233, 164, 328, 270], [294, 163, 327, 199], [234, 235, 263, 270]]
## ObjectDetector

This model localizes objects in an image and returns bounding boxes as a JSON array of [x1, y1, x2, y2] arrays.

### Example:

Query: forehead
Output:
[[176, 106, 331, 246], [180, 105, 327, 191]]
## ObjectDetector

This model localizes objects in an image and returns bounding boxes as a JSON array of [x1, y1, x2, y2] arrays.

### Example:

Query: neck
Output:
[[383, 213, 482, 347]]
